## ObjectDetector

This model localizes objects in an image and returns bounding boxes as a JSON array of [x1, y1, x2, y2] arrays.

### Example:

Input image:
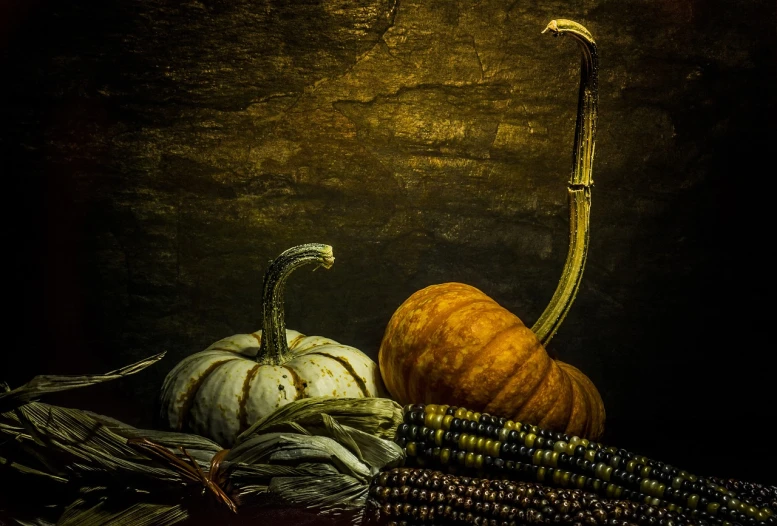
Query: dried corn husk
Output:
[[226, 398, 404, 519], [1, 390, 404, 525], [0, 352, 165, 414]]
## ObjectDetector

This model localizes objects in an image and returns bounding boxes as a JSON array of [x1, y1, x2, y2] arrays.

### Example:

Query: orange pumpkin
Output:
[[378, 20, 605, 439]]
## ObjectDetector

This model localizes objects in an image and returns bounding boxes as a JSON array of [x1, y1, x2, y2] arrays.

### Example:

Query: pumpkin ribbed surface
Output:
[[378, 283, 605, 439], [162, 329, 384, 446], [159, 243, 386, 447]]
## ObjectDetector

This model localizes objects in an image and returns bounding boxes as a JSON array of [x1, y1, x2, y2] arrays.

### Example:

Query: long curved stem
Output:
[[258, 243, 335, 365], [532, 20, 598, 346]]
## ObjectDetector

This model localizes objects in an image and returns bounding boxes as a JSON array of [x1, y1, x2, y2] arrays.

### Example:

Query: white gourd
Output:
[[159, 244, 386, 447]]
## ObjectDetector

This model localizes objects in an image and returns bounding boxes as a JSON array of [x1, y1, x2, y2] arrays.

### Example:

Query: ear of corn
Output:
[[395, 404, 776, 526], [364, 467, 703, 526]]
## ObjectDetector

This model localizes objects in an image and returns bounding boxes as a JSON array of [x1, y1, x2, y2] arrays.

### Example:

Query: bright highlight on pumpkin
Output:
[[159, 243, 387, 447], [378, 19, 605, 440]]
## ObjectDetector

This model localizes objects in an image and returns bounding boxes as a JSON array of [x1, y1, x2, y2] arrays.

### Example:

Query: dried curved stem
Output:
[[532, 20, 598, 346], [258, 243, 335, 365]]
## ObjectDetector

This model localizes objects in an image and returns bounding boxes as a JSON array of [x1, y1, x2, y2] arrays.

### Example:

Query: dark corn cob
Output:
[[710, 479, 777, 514], [363, 467, 703, 526], [395, 404, 775, 526]]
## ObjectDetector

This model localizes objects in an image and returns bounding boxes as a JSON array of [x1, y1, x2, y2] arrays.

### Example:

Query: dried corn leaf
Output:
[[269, 473, 368, 512], [2, 394, 407, 524], [58, 499, 189, 526], [237, 397, 403, 443], [228, 432, 374, 483], [0, 353, 165, 413], [0, 454, 68, 484]]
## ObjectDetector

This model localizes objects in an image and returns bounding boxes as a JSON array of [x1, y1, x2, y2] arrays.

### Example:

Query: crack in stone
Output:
[[330, 81, 514, 112], [470, 34, 485, 81], [299, 0, 402, 97]]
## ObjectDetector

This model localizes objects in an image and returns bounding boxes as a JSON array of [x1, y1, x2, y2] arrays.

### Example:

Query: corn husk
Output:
[[1, 356, 405, 526], [0, 352, 165, 414], [227, 398, 405, 519]]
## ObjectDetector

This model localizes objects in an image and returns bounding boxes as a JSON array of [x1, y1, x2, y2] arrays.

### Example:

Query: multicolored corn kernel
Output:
[[363, 467, 707, 526], [396, 404, 775, 525]]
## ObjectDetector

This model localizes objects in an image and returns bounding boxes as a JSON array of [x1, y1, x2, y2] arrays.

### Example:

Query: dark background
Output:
[[1, 0, 775, 493]]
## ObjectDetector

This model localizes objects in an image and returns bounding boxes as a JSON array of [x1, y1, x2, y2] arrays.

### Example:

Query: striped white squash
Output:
[[159, 244, 386, 447]]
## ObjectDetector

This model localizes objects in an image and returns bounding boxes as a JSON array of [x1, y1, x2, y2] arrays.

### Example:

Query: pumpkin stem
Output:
[[532, 20, 598, 346], [258, 243, 335, 365]]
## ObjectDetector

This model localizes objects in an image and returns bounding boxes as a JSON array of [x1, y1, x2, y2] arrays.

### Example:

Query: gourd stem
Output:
[[532, 20, 598, 346], [258, 243, 335, 365]]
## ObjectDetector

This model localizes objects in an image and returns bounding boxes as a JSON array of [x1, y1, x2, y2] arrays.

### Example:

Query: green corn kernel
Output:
[[498, 428, 509, 442], [434, 429, 444, 446], [431, 413, 444, 429], [648, 480, 659, 496], [640, 479, 650, 493], [440, 448, 451, 464], [442, 415, 453, 430], [533, 449, 544, 466], [458, 434, 469, 451], [687, 494, 699, 510], [706, 502, 720, 514], [585, 449, 596, 462], [536, 467, 547, 482], [525, 433, 537, 448]]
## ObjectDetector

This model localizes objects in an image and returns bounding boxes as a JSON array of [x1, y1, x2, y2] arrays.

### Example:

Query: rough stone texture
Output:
[[1, 0, 775, 489]]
